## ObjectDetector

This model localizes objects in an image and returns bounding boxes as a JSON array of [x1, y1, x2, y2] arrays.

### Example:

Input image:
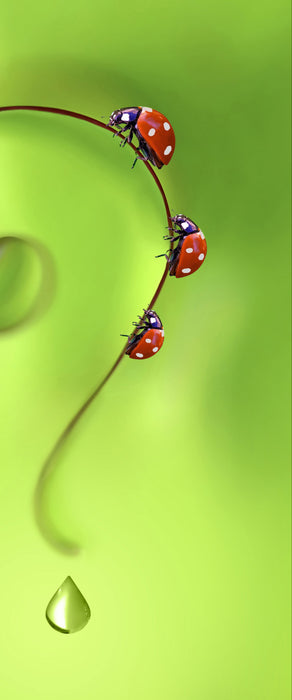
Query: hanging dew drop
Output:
[[45, 576, 91, 634]]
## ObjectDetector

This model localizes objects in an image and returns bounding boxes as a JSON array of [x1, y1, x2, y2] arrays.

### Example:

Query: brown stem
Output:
[[0, 104, 173, 554]]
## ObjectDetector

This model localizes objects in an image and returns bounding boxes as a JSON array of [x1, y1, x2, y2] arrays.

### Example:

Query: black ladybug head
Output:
[[108, 107, 141, 127], [144, 309, 163, 329], [172, 215, 199, 232], [107, 109, 123, 126], [172, 215, 188, 226]]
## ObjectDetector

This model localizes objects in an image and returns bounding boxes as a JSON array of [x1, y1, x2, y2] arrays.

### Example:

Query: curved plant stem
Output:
[[0, 104, 173, 554]]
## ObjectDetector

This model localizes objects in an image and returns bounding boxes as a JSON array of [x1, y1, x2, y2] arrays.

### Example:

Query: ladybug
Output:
[[157, 215, 207, 278], [121, 309, 164, 359], [108, 107, 175, 169]]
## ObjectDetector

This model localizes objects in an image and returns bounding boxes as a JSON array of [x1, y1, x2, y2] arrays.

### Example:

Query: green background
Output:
[[0, 1, 290, 698]]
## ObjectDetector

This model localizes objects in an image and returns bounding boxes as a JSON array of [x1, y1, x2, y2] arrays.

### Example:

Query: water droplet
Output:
[[46, 576, 91, 634]]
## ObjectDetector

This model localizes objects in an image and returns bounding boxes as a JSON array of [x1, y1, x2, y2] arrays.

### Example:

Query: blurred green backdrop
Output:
[[0, 1, 290, 699]]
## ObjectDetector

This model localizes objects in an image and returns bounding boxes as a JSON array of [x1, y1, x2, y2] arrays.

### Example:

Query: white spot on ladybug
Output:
[[182, 268, 191, 274], [198, 253, 205, 261], [163, 122, 171, 131], [121, 113, 130, 122], [152, 347, 159, 353], [164, 145, 172, 156], [145, 338, 151, 343], [148, 128, 156, 137], [181, 221, 189, 230], [136, 352, 144, 358], [141, 107, 152, 112], [200, 231, 205, 239], [186, 247, 193, 253], [150, 317, 156, 323]]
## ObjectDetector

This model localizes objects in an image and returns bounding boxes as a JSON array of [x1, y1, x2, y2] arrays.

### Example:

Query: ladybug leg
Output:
[[131, 152, 149, 169], [163, 234, 181, 242], [132, 143, 150, 168], [132, 321, 147, 331], [120, 126, 134, 147], [127, 128, 134, 144], [113, 125, 129, 139], [155, 252, 170, 263]]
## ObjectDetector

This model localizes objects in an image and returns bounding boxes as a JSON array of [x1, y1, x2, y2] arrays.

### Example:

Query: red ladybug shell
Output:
[[136, 108, 175, 165], [175, 231, 207, 278], [129, 328, 164, 359]]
